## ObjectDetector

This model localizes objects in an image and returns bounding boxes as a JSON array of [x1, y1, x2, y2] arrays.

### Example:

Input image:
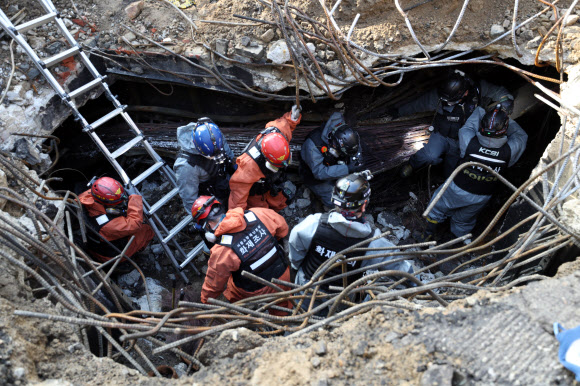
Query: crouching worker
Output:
[[229, 106, 302, 212], [300, 111, 363, 208], [289, 172, 414, 313], [193, 195, 292, 315], [79, 177, 155, 262], [423, 105, 528, 243]]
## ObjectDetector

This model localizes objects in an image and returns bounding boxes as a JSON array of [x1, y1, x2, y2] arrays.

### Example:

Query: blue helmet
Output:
[[192, 118, 224, 157]]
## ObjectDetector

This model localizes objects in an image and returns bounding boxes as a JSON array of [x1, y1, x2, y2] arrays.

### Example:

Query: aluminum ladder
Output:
[[0, 0, 206, 283]]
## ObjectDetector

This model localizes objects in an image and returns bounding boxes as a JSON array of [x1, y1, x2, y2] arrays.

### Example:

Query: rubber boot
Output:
[[417, 217, 438, 242]]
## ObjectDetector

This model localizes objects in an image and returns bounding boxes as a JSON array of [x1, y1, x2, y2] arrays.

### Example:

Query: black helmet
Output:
[[332, 173, 371, 211], [480, 105, 509, 138], [329, 125, 360, 156], [438, 73, 468, 105]]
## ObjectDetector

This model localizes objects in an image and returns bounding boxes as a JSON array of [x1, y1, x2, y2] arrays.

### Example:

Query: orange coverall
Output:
[[201, 207, 292, 315], [79, 190, 155, 262], [228, 111, 301, 212]]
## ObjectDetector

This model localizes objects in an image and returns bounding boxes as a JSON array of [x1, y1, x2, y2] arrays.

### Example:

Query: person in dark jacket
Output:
[[394, 70, 514, 178], [173, 118, 235, 213], [423, 105, 528, 243], [300, 112, 363, 208], [289, 172, 414, 312]]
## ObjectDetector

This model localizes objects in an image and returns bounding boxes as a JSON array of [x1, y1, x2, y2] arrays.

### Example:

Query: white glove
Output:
[[291, 105, 302, 121]]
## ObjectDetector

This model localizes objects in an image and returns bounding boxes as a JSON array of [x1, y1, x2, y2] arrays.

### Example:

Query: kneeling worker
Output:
[[423, 105, 528, 243], [289, 172, 414, 308], [79, 177, 155, 262], [193, 195, 292, 314], [229, 105, 301, 212], [300, 111, 363, 208]]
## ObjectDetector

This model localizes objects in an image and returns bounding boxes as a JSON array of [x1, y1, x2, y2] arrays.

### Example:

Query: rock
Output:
[[311, 357, 321, 367], [185, 46, 210, 61], [326, 50, 335, 60], [198, 328, 265, 364], [302, 188, 310, 199], [118, 269, 141, 287], [565, 14, 580, 27], [125, 1, 144, 20], [315, 341, 327, 355], [466, 297, 477, 307], [174, 363, 188, 378], [420, 364, 455, 386], [123, 31, 137, 42], [11, 138, 41, 165], [215, 39, 229, 55], [352, 341, 368, 356], [305, 42, 316, 55], [201, 265, 208, 275], [67, 343, 82, 353], [296, 198, 310, 209], [377, 211, 402, 228], [503, 19, 511, 29], [0, 169, 7, 211], [13, 367, 25, 379], [326, 60, 343, 78], [241, 36, 251, 47], [267, 40, 291, 64], [150, 244, 164, 254], [235, 43, 264, 59], [260, 29, 275, 43], [490, 24, 505, 38], [526, 36, 542, 49], [45, 41, 64, 55]]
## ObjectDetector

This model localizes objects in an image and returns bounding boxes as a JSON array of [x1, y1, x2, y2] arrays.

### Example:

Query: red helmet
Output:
[[260, 132, 290, 168], [91, 177, 126, 206], [191, 195, 222, 224]]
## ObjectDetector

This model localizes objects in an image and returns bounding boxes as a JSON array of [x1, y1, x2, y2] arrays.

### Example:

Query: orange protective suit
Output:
[[79, 190, 155, 262], [201, 207, 292, 315], [228, 111, 301, 212]]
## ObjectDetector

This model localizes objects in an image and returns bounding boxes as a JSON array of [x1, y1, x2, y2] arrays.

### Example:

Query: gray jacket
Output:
[[300, 112, 359, 181], [398, 79, 513, 117], [459, 107, 528, 167], [289, 212, 414, 286], [173, 122, 234, 213]]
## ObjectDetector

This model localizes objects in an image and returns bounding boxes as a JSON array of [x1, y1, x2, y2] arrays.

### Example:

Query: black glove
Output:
[[347, 161, 358, 173]]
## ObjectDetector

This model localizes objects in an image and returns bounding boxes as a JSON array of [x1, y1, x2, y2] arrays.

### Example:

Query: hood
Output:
[[177, 123, 202, 155], [327, 211, 373, 239], [215, 207, 247, 236], [321, 112, 346, 143], [78, 190, 106, 217], [476, 132, 508, 149]]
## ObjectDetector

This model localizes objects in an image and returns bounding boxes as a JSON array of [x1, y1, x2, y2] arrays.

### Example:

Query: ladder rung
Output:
[[68, 76, 105, 99], [111, 135, 143, 159], [87, 106, 126, 131], [149, 187, 179, 215], [42, 45, 79, 67], [132, 161, 164, 186], [180, 241, 206, 269], [16, 12, 57, 33], [163, 215, 193, 244]]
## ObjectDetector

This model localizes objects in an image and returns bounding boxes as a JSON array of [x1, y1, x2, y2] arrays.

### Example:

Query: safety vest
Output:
[[454, 136, 511, 195], [243, 128, 286, 197], [434, 83, 480, 139], [85, 210, 130, 257], [217, 210, 287, 292], [301, 213, 365, 289], [299, 127, 341, 184], [178, 151, 231, 201]]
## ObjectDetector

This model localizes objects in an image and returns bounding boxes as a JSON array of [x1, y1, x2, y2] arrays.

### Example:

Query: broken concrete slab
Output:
[[125, 0, 144, 20], [235, 43, 264, 60]]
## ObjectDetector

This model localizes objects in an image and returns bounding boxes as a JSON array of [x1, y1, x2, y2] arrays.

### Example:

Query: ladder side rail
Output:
[[169, 238, 201, 275]]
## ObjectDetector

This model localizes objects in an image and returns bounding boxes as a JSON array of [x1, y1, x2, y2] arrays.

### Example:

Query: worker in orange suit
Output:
[[192, 195, 292, 315], [79, 177, 155, 263], [228, 105, 302, 212]]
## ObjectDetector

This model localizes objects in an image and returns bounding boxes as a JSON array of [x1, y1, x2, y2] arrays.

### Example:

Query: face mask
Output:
[[204, 231, 216, 243]]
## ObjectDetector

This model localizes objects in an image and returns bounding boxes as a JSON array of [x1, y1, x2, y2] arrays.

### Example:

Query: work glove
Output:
[[347, 161, 358, 173], [291, 105, 302, 121]]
